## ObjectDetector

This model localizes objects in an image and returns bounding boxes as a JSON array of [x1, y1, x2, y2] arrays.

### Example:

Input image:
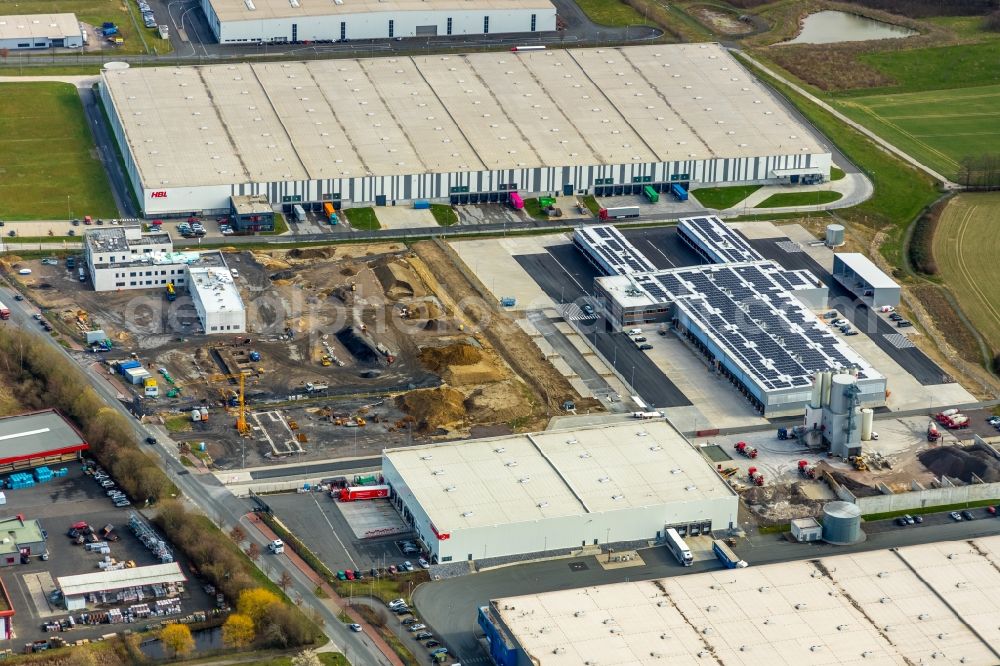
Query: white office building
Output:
[[382, 421, 738, 565], [187, 256, 246, 334], [0, 13, 83, 50], [200, 0, 554, 43], [84, 226, 193, 292]]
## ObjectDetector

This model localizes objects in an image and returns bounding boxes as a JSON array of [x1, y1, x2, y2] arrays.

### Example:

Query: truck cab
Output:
[[268, 539, 284, 554]]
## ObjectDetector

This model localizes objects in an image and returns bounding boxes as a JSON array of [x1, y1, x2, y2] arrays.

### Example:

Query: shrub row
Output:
[[908, 199, 947, 275]]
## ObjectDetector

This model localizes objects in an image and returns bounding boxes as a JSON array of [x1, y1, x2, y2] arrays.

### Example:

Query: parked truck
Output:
[[598, 206, 640, 221], [293, 204, 306, 223], [642, 185, 659, 203], [747, 467, 764, 486], [337, 485, 390, 502], [734, 441, 758, 458], [712, 539, 748, 568], [670, 183, 688, 201], [632, 411, 663, 419], [927, 420, 940, 442], [0, 301, 8, 321]]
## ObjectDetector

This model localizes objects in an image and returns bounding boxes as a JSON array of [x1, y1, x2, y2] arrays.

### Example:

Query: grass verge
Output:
[[755, 190, 843, 208], [522, 198, 549, 221], [261, 213, 289, 236], [757, 524, 789, 535], [0, 82, 117, 220], [691, 185, 761, 209], [736, 54, 939, 269], [430, 204, 458, 226], [164, 414, 192, 432], [572, 0, 646, 26], [830, 166, 846, 181], [863, 498, 1000, 522], [581, 195, 600, 215], [354, 606, 419, 666], [344, 207, 381, 231]]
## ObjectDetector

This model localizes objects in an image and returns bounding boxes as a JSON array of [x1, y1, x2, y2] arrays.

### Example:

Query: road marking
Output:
[[642, 238, 675, 267], [883, 333, 915, 349], [560, 303, 595, 321], [312, 492, 358, 569]]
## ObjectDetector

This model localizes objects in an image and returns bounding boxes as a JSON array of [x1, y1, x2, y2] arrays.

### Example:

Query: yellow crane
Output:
[[209, 373, 251, 436]]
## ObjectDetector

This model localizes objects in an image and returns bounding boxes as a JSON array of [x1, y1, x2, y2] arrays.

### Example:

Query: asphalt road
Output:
[[748, 237, 949, 386], [513, 249, 690, 409], [414, 514, 1000, 663], [620, 226, 705, 270], [0, 284, 394, 665], [248, 457, 382, 480], [78, 86, 138, 219]]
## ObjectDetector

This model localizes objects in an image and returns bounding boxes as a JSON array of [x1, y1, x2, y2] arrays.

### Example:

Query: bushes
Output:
[[0, 329, 173, 503], [845, 0, 995, 17], [909, 197, 948, 275], [987, 10, 1000, 30]]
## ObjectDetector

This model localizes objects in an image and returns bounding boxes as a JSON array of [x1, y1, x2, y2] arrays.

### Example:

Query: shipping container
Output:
[[643, 185, 659, 203], [509, 192, 524, 210], [670, 183, 688, 201], [712, 539, 747, 568], [117, 360, 141, 374], [413, 199, 430, 210]]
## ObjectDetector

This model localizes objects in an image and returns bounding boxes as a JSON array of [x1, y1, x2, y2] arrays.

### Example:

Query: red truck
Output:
[[0, 301, 8, 320], [338, 485, 390, 502]]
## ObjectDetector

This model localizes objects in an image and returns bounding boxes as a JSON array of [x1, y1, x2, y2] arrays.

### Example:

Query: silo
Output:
[[860, 408, 874, 441], [829, 374, 854, 414], [822, 501, 863, 544], [826, 224, 845, 248], [810, 373, 824, 408], [821, 371, 833, 407]]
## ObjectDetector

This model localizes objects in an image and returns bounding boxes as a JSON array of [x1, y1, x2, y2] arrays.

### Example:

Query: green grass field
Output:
[[430, 204, 458, 226], [0, 0, 170, 55], [932, 192, 1000, 355], [756, 190, 842, 208], [343, 207, 380, 231], [836, 84, 1000, 180], [573, 0, 646, 26], [691, 185, 761, 209], [0, 83, 117, 221]]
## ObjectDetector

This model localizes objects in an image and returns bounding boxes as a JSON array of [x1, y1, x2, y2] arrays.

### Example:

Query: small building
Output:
[[186, 252, 246, 334], [0, 577, 15, 639], [58, 562, 186, 611], [85, 226, 195, 292], [0, 409, 89, 473], [382, 421, 738, 566], [790, 516, 822, 542], [832, 253, 900, 308], [229, 195, 274, 233], [0, 516, 48, 566], [0, 13, 83, 50]]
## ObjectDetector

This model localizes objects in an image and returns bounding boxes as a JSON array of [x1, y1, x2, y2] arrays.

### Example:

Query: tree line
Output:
[[957, 154, 1000, 188], [844, 0, 997, 18]]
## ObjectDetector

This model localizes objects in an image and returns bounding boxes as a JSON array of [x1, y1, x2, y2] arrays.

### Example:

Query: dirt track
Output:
[[412, 240, 600, 426]]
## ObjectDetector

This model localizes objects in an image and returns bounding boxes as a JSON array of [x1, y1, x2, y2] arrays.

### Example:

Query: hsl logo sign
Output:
[[150, 191, 168, 198]]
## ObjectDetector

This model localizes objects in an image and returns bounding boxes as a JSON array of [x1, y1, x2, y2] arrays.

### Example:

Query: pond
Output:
[[784, 10, 917, 45], [140, 626, 223, 660]]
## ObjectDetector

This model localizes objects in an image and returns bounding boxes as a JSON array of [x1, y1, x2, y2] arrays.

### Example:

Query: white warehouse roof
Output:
[[383, 421, 734, 533], [207, 0, 552, 22], [188, 265, 243, 315], [0, 13, 80, 41], [834, 252, 898, 289], [58, 563, 185, 597], [490, 536, 1000, 665], [100, 43, 825, 190]]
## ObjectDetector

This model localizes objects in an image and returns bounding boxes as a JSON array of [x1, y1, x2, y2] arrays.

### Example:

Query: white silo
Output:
[[861, 408, 874, 441], [826, 224, 845, 248]]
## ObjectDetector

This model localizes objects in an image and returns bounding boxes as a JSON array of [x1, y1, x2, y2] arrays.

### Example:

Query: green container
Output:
[[643, 185, 659, 203]]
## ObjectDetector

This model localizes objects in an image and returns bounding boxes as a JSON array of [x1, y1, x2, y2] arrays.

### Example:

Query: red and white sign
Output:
[[150, 191, 168, 199], [430, 522, 450, 541]]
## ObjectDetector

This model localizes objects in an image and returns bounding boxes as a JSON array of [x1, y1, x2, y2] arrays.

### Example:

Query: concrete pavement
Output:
[[713, 171, 874, 216]]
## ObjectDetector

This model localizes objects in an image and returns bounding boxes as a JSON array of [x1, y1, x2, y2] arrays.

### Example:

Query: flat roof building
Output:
[[572, 226, 658, 276], [583, 217, 884, 417], [99, 44, 831, 216], [382, 421, 738, 565], [480, 536, 1000, 666], [229, 194, 275, 233], [0, 410, 89, 473], [187, 252, 246, 334], [833, 252, 900, 308], [0, 13, 83, 50], [58, 562, 186, 611], [0, 516, 48, 566], [84, 225, 195, 292], [200, 0, 555, 43]]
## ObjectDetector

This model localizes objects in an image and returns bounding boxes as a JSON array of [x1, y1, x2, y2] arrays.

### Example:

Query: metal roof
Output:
[[0, 410, 87, 463], [58, 563, 185, 597], [188, 263, 243, 315], [384, 421, 734, 532], [101, 43, 827, 189], [679, 215, 765, 264], [0, 13, 80, 41], [206, 0, 552, 22], [490, 537, 1000, 665], [834, 252, 899, 290], [573, 226, 658, 276]]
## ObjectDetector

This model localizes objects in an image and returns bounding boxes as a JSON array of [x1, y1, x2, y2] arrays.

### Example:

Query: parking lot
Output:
[[267, 492, 420, 574], [0, 466, 214, 644]]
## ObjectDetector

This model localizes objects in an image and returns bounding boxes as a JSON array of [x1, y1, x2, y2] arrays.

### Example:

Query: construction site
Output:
[[2, 241, 592, 469]]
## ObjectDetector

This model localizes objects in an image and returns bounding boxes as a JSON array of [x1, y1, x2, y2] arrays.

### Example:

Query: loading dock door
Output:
[[563, 183, 573, 196], [375, 195, 387, 206], [415, 25, 437, 36]]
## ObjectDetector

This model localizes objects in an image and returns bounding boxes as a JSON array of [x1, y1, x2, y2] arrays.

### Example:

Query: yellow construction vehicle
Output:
[[320, 355, 332, 367], [354, 416, 366, 427], [209, 373, 251, 436]]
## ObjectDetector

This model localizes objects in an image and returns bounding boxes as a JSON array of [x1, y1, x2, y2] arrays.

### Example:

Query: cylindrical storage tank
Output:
[[821, 371, 833, 407], [861, 408, 874, 441], [822, 501, 863, 544], [810, 374, 823, 407], [829, 375, 854, 414], [102, 61, 130, 72], [826, 224, 845, 247]]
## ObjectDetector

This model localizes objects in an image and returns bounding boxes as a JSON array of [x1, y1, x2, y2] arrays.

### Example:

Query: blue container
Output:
[[413, 199, 430, 210]]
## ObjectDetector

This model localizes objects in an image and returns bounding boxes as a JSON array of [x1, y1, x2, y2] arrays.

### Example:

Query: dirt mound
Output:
[[289, 247, 337, 261], [464, 381, 533, 425], [374, 261, 418, 299], [419, 343, 482, 371], [397, 387, 466, 432], [826, 468, 880, 497], [270, 269, 296, 281], [336, 326, 379, 365], [742, 482, 826, 522], [423, 320, 441, 331], [919, 443, 1000, 483], [252, 252, 292, 271]]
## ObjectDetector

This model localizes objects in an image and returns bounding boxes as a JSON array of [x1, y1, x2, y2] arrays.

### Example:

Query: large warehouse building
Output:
[[201, 0, 554, 44], [582, 218, 885, 416], [382, 421, 738, 565], [479, 536, 1000, 666], [0, 410, 89, 473], [99, 43, 831, 217], [0, 13, 83, 51]]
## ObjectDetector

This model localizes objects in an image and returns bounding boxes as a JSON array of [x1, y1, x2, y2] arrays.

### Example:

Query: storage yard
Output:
[[99, 43, 831, 216]]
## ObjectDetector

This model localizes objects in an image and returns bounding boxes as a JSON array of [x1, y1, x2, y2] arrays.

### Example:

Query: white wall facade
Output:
[[90, 262, 190, 292], [187, 270, 246, 335], [201, 0, 554, 43], [0, 33, 82, 50], [383, 456, 738, 563]]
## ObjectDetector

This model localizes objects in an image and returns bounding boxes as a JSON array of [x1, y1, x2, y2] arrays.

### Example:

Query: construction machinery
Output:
[[320, 355, 333, 367], [734, 441, 758, 459], [716, 465, 739, 479], [747, 467, 764, 486], [927, 420, 941, 442], [797, 460, 817, 479], [209, 373, 250, 435], [850, 455, 868, 471]]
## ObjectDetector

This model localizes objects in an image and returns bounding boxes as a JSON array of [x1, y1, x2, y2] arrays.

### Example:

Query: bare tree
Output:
[[247, 542, 260, 562], [278, 570, 293, 591], [229, 525, 247, 546]]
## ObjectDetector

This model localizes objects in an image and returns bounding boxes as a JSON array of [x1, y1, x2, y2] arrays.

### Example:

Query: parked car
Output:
[[839, 325, 851, 333], [337, 571, 347, 581], [113, 499, 131, 507], [402, 561, 415, 572], [401, 617, 418, 626], [831, 319, 848, 327], [914, 515, 923, 523], [430, 648, 448, 657], [392, 606, 411, 615], [897, 321, 913, 328], [414, 632, 433, 640], [425, 640, 440, 648], [950, 511, 963, 521], [408, 624, 426, 632], [388, 564, 398, 574], [845, 330, 859, 336], [889, 313, 903, 321], [349, 624, 362, 632], [13, 294, 23, 301], [580, 304, 594, 316], [345, 569, 355, 580], [823, 311, 837, 319], [903, 514, 914, 525], [988, 417, 1000, 426], [632, 336, 647, 343], [988, 505, 997, 515], [418, 558, 430, 569], [370, 567, 380, 578], [387, 598, 406, 609], [896, 517, 907, 527], [962, 510, 975, 521], [639, 344, 653, 351]]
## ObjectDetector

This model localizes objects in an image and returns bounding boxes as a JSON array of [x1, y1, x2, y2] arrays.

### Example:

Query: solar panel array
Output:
[[678, 216, 765, 265], [573, 226, 657, 276]]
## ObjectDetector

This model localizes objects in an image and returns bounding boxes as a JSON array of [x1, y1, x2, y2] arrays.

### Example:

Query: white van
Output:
[[268, 539, 285, 554], [626, 328, 642, 336]]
